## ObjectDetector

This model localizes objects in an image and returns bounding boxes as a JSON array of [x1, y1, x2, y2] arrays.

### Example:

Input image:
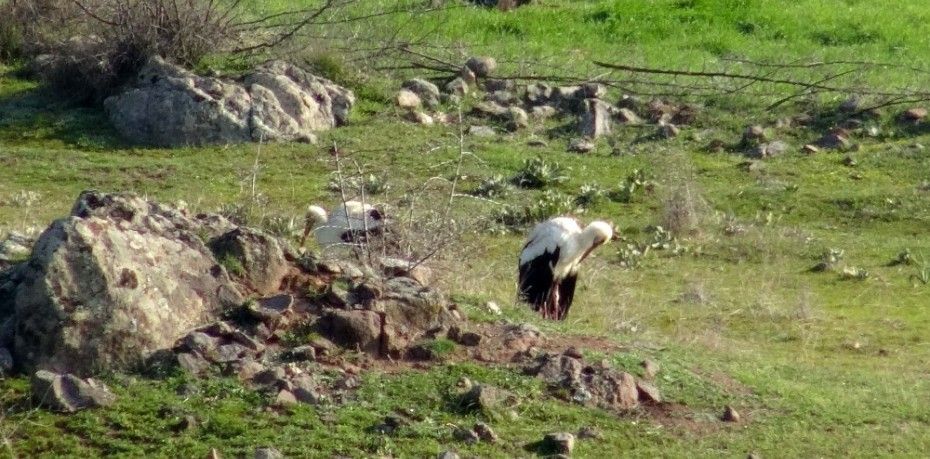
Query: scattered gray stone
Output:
[[657, 123, 680, 139], [802, 144, 820, 154], [468, 125, 497, 137], [235, 359, 266, 381], [817, 129, 851, 149], [636, 381, 662, 403], [543, 432, 575, 455], [437, 451, 460, 459], [445, 78, 469, 97], [640, 359, 659, 379], [453, 426, 480, 444], [457, 331, 483, 347], [459, 66, 477, 86], [460, 384, 503, 412], [403, 111, 435, 126], [838, 96, 860, 112], [253, 367, 287, 386], [579, 98, 612, 138], [274, 389, 298, 407], [402, 78, 441, 108], [563, 347, 583, 359], [31, 370, 116, 413], [487, 90, 515, 105], [176, 352, 209, 375], [749, 140, 788, 159], [465, 56, 497, 78], [580, 82, 606, 99], [742, 125, 767, 144], [530, 105, 558, 119], [525, 83, 553, 105], [901, 107, 927, 123], [254, 447, 284, 459], [483, 78, 514, 92], [395, 89, 422, 109], [288, 345, 317, 362], [507, 106, 529, 131], [207, 448, 222, 459], [615, 107, 642, 124], [484, 301, 502, 314], [0, 231, 33, 262], [182, 332, 219, 356], [568, 138, 595, 153], [722, 405, 741, 422], [472, 101, 509, 118], [474, 422, 499, 443]]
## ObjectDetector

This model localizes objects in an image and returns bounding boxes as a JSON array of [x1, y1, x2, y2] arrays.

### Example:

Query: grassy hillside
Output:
[[2, 1, 930, 457]]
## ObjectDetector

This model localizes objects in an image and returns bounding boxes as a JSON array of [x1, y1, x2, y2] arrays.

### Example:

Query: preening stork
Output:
[[301, 201, 385, 248], [518, 217, 613, 320]]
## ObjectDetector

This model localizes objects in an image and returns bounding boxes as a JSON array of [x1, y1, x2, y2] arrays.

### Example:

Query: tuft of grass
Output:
[[511, 157, 569, 189]]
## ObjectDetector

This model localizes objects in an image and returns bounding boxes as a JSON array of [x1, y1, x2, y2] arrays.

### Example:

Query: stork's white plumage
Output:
[[518, 217, 613, 320], [301, 201, 385, 248]]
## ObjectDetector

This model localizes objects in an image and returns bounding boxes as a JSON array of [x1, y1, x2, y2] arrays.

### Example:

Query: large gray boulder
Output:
[[11, 191, 243, 375], [104, 57, 354, 147]]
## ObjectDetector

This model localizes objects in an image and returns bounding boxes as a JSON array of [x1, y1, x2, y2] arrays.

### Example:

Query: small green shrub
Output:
[[511, 157, 569, 189], [609, 169, 654, 203], [471, 174, 512, 198], [575, 183, 607, 208], [491, 190, 575, 232]]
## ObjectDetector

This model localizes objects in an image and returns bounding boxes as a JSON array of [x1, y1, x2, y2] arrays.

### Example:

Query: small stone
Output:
[[749, 140, 788, 158], [580, 82, 606, 99], [802, 144, 820, 154], [453, 426, 479, 443], [445, 78, 469, 97], [437, 451, 460, 459], [395, 89, 421, 109], [485, 301, 502, 315], [525, 83, 553, 105], [842, 155, 857, 167], [543, 432, 575, 455], [507, 106, 529, 131], [31, 371, 116, 413], [465, 56, 497, 78], [527, 139, 547, 147], [902, 107, 927, 122], [182, 331, 219, 355], [563, 347, 583, 359], [254, 447, 284, 459], [617, 94, 641, 110], [742, 125, 767, 144], [401, 78, 441, 108], [747, 453, 761, 459], [460, 384, 502, 412], [568, 138, 595, 153], [403, 111, 434, 126], [487, 90, 515, 105], [640, 359, 660, 379], [577, 426, 603, 440], [615, 107, 642, 124], [252, 367, 287, 386], [235, 359, 266, 381], [636, 381, 662, 403], [206, 448, 222, 459], [817, 129, 851, 149], [722, 405, 741, 422], [458, 332, 483, 347], [173, 415, 198, 432], [176, 352, 209, 375], [579, 98, 612, 138], [288, 345, 317, 361], [657, 123, 680, 138], [530, 105, 558, 119], [212, 343, 247, 363], [473, 422, 498, 443], [274, 389, 297, 407], [468, 125, 496, 137]]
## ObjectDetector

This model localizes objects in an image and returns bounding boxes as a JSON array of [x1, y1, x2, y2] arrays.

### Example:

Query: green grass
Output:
[[3, 0, 930, 456]]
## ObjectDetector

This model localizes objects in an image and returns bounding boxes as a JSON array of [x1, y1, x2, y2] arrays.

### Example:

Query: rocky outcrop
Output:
[[208, 227, 288, 295], [9, 191, 244, 375], [104, 57, 354, 147]]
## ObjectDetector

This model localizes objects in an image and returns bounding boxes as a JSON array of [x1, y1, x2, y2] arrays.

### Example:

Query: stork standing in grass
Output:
[[518, 217, 613, 320], [301, 201, 385, 248]]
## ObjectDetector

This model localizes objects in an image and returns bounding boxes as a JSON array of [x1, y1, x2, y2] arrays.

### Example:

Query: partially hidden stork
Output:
[[301, 201, 385, 249], [518, 217, 613, 320]]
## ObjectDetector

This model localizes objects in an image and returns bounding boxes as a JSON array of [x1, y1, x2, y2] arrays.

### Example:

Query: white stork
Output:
[[518, 217, 613, 320], [301, 201, 386, 249]]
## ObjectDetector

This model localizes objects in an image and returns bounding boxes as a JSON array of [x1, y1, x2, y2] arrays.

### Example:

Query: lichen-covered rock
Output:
[[401, 78, 441, 108], [208, 227, 287, 295], [31, 370, 116, 412], [315, 309, 383, 355], [579, 98, 612, 138], [104, 57, 354, 147], [11, 191, 243, 375]]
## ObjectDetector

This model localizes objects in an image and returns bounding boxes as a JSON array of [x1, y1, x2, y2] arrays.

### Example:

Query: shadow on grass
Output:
[[0, 71, 129, 151]]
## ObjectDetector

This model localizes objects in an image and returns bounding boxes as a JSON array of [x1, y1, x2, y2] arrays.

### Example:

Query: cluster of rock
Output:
[[104, 58, 355, 147], [523, 347, 662, 411], [0, 190, 463, 411], [394, 56, 701, 152]]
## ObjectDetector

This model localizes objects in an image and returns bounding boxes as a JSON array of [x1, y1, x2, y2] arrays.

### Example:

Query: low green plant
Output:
[[575, 183, 607, 208], [511, 157, 569, 189], [608, 169, 654, 203], [471, 174, 512, 198], [810, 248, 845, 272], [218, 254, 245, 277], [491, 190, 575, 232]]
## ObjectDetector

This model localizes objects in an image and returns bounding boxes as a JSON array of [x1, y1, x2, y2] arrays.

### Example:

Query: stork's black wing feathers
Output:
[[556, 271, 578, 320], [518, 246, 560, 310]]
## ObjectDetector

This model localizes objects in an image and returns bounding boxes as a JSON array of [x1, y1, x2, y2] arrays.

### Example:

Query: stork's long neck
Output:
[[575, 224, 607, 262]]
